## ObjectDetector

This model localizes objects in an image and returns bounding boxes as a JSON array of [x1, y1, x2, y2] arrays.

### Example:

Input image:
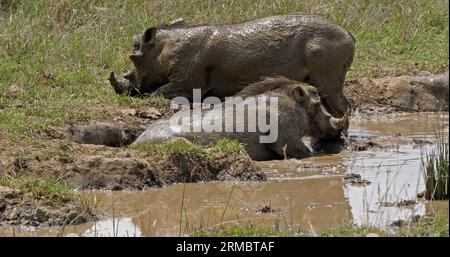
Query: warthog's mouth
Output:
[[109, 72, 169, 97], [140, 75, 168, 94]]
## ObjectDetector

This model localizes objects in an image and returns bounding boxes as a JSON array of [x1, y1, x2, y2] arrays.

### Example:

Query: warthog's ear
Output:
[[292, 85, 306, 103], [143, 27, 157, 46]]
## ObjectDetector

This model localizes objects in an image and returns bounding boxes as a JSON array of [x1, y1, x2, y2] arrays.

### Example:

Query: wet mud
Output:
[[0, 112, 447, 236]]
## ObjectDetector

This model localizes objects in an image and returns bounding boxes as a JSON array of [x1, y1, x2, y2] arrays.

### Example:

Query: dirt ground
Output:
[[345, 72, 449, 115]]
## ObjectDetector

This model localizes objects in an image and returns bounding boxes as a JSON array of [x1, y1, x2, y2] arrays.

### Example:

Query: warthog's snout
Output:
[[129, 52, 144, 65]]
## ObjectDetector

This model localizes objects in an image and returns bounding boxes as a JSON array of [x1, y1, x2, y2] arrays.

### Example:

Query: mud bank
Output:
[[0, 140, 264, 227], [0, 144, 265, 191], [345, 72, 449, 115], [0, 186, 95, 227]]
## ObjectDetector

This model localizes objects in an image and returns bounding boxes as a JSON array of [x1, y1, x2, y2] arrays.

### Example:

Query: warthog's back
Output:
[[162, 13, 353, 54], [157, 13, 354, 98], [164, 13, 349, 39]]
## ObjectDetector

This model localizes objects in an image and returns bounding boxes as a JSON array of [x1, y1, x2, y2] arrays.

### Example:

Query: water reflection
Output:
[[344, 112, 448, 227], [83, 218, 142, 237]]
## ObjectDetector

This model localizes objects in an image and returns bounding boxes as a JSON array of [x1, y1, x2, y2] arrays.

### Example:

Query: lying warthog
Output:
[[133, 77, 349, 161], [109, 13, 355, 117], [67, 122, 145, 147]]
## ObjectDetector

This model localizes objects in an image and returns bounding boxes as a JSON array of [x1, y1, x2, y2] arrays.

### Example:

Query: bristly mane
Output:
[[234, 76, 295, 98]]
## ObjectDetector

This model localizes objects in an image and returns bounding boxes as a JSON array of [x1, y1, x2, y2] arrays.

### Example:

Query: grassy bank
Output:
[[0, 174, 74, 204], [0, 0, 448, 142], [0, 173, 97, 215], [193, 214, 449, 237]]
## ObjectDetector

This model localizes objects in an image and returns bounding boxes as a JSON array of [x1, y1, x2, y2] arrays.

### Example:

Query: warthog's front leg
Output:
[[271, 138, 313, 159], [153, 82, 206, 101]]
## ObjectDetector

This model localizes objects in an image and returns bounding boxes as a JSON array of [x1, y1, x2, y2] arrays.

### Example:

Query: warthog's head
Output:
[[129, 27, 169, 92], [235, 77, 348, 140], [290, 83, 348, 139], [109, 27, 169, 95]]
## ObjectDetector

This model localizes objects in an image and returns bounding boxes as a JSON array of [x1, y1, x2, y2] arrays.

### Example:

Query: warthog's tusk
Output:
[[330, 112, 348, 131], [109, 72, 122, 94]]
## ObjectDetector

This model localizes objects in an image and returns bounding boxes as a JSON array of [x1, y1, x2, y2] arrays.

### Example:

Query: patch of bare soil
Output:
[[343, 173, 371, 186], [345, 72, 449, 115], [0, 186, 95, 227]]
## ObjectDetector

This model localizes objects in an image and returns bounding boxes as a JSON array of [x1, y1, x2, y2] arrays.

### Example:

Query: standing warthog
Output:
[[109, 13, 355, 117], [132, 77, 349, 161]]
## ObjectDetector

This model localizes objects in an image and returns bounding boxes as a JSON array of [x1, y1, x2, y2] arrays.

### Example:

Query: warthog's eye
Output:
[[133, 42, 140, 51]]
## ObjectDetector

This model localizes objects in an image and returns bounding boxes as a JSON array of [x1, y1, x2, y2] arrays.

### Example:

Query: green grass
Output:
[[422, 133, 449, 200], [194, 223, 296, 237], [395, 215, 449, 237], [193, 215, 449, 237], [0, 0, 448, 141], [133, 138, 245, 159], [133, 138, 206, 158], [207, 139, 246, 158], [0, 174, 75, 204], [0, 173, 97, 213]]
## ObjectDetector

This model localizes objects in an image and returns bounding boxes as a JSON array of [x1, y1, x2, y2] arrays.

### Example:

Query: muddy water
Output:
[[345, 112, 448, 227], [1, 112, 448, 236]]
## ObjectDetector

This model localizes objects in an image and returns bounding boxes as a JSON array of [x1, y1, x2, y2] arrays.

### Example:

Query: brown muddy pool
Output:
[[1, 112, 448, 236]]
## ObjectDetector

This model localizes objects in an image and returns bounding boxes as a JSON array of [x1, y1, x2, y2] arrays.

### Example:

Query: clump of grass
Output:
[[316, 223, 387, 237], [193, 222, 384, 237], [395, 215, 449, 237], [207, 139, 246, 159], [76, 191, 98, 215], [133, 138, 246, 159], [133, 138, 206, 158], [145, 96, 171, 108], [34, 147, 73, 163], [0, 0, 20, 13], [422, 133, 449, 200], [0, 174, 75, 204], [193, 215, 449, 237], [0, 174, 97, 213], [195, 223, 293, 237], [318, 215, 449, 237]]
